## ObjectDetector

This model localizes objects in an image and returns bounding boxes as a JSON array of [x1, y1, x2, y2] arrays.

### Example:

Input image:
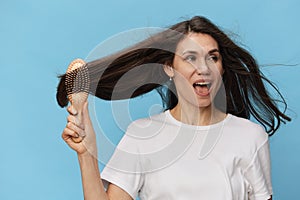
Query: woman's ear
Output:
[[163, 65, 174, 78]]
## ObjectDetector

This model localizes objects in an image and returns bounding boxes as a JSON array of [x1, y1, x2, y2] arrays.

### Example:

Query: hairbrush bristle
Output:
[[65, 58, 90, 105]]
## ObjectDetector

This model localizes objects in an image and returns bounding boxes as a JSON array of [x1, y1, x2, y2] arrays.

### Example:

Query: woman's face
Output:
[[165, 32, 224, 109]]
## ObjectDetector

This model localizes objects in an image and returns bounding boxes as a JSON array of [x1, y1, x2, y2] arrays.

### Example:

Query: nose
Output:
[[194, 60, 210, 75]]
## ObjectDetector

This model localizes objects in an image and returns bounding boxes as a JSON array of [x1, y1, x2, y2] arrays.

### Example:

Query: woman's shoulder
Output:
[[228, 114, 267, 133], [225, 114, 269, 146]]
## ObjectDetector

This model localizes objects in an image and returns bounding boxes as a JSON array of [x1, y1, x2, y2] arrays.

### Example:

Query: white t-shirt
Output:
[[101, 110, 273, 200]]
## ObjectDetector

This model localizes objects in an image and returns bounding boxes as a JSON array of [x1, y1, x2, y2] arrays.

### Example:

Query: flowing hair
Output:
[[56, 16, 291, 136]]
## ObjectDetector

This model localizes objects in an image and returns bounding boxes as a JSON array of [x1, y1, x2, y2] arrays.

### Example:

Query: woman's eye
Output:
[[184, 55, 196, 62], [207, 55, 219, 62]]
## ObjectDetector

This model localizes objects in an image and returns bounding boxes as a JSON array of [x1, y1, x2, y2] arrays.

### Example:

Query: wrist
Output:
[[77, 144, 98, 158], [78, 151, 96, 162], [78, 151, 100, 172]]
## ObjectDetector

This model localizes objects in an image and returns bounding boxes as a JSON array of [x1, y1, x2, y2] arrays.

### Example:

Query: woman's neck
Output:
[[170, 103, 227, 126]]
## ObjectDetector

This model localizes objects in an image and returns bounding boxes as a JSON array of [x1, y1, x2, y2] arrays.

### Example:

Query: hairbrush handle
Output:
[[71, 96, 85, 143], [65, 59, 90, 143]]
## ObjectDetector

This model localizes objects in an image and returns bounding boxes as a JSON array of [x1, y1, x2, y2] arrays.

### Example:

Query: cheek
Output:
[[212, 63, 224, 77], [212, 65, 225, 92], [173, 64, 194, 80], [172, 67, 195, 94], [219, 63, 224, 75], [220, 67, 224, 76], [174, 71, 192, 86], [173, 73, 199, 105], [173, 56, 195, 76]]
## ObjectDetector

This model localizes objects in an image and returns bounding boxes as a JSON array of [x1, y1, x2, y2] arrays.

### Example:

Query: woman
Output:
[[57, 16, 290, 199]]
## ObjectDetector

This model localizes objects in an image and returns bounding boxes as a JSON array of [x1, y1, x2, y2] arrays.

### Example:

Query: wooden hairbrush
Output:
[[65, 58, 90, 143]]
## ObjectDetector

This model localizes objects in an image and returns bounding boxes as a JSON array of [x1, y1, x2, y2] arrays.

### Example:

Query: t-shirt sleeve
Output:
[[101, 126, 144, 199], [244, 137, 273, 200]]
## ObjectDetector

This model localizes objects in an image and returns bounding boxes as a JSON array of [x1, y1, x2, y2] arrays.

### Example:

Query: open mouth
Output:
[[193, 82, 212, 96], [193, 82, 212, 89]]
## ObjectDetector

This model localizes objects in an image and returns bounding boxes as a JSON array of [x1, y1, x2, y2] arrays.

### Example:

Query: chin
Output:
[[197, 102, 212, 109], [189, 99, 212, 109]]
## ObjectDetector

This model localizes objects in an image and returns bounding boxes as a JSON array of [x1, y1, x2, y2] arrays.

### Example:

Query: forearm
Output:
[[78, 152, 109, 200]]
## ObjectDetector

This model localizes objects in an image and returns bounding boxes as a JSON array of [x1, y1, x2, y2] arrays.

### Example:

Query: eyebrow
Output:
[[208, 49, 220, 54], [182, 48, 220, 55]]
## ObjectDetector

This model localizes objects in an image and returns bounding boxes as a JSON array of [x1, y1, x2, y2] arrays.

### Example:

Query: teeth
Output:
[[193, 82, 212, 89], [194, 82, 210, 86], [198, 82, 209, 86]]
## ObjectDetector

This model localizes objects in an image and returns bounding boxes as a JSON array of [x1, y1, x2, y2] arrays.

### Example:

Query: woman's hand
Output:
[[62, 102, 135, 200], [62, 102, 97, 156]]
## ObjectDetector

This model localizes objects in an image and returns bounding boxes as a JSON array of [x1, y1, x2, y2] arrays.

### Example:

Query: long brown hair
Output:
[[56, 16, 291, 135]]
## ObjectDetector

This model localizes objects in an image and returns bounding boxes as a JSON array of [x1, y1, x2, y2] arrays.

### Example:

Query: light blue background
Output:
[[0, 0, 299, 199]]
